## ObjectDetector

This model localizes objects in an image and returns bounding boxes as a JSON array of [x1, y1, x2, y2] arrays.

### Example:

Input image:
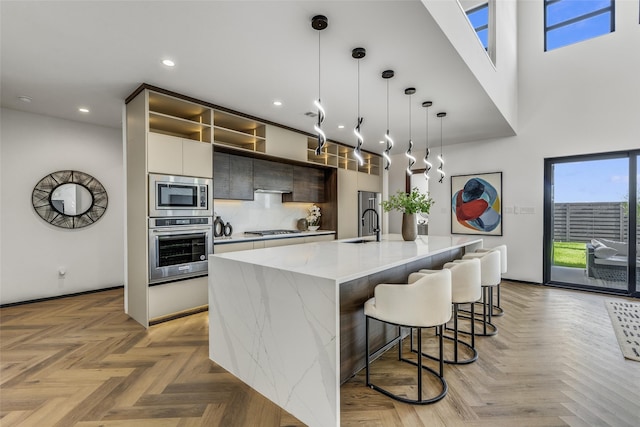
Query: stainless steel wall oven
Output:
[[148, 217, 213, 285]]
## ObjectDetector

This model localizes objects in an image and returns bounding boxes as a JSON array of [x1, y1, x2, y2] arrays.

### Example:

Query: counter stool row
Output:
[[363, 244, 507, 404]]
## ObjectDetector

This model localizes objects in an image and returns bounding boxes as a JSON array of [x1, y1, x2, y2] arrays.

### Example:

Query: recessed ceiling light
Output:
[[162, 59, 175, 67], [273, 100, 282, 106], [338, 125, 345, 129], [379, 140, 385, 144], [78, 107, 90, 113], [18, 95, 32, 103]]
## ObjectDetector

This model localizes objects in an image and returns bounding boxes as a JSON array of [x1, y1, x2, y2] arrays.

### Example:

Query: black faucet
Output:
[[361, 208, 381, 242]]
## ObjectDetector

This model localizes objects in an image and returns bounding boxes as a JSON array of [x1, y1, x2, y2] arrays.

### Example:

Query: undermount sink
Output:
[[343, 239, 377, 244]]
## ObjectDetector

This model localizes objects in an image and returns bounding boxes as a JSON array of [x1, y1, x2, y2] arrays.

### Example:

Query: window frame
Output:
[[466, 3, 490, 51], [544, 0, 615, 52]]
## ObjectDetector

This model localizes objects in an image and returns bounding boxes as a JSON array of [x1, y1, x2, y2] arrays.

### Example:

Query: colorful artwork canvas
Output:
[[451, 172, 502, 236]]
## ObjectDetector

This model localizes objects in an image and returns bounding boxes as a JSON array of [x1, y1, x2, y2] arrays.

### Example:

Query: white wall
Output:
[[0, 108, 124, 304], [423, 0, 518, 132], [388, 1, 640, 283]]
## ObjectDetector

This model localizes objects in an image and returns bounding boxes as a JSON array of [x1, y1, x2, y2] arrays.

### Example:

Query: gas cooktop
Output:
[[244, 230, 299, 236]]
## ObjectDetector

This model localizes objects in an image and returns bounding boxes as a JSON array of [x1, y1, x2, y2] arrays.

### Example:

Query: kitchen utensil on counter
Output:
[[223, 222, 233, 237], [213, 215, 225, 237], [297, 218, 308, 231]]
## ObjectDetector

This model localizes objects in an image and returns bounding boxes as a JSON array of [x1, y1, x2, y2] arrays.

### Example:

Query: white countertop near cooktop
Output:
[[210, 234, 482, 283], [213, 229, 335, 244]]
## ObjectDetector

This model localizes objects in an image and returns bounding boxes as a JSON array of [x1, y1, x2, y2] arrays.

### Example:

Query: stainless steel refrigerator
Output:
[[358, 191, 381, 237]]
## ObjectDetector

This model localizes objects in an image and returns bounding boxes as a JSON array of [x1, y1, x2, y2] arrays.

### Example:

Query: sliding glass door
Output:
[[544, 151, 639, 296]]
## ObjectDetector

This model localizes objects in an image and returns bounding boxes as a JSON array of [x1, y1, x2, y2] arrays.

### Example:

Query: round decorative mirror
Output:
[[32, 170, 108, 229]]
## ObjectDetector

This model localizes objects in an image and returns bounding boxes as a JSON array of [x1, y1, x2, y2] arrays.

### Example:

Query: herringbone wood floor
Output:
[[1, 282, 639, 426]]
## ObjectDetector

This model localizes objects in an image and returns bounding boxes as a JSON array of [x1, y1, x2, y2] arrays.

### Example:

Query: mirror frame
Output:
[[32, 170, 108, 229]]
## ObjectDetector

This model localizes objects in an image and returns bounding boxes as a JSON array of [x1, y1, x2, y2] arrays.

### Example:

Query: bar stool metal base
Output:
[[415, 304, 478, 365], [457, 286, 498, 337], [459, 284, 503, 317], [366, 317, 448, 405]]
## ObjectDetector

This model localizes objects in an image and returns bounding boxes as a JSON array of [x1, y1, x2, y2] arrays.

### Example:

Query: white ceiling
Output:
[[1, 0, 515, 154]]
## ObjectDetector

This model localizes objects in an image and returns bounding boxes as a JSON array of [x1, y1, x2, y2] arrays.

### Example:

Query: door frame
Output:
[[543, 150, 638, 297]]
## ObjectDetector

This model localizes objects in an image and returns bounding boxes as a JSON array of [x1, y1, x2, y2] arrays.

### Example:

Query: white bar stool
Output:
[[417, 258, 482, 364], [457, 250, 501, 336], [364, 269, 452, 404], [475, 244, 507, 316]]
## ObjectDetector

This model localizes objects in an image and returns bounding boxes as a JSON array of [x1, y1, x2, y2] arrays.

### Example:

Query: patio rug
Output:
[[605, 300, 640, 362]]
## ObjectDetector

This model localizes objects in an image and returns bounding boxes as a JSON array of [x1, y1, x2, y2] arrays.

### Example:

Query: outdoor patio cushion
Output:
[[594, 246, 618, 259]]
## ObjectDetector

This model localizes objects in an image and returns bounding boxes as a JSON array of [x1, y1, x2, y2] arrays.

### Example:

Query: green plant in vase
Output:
[[382, 187, 434, 241]]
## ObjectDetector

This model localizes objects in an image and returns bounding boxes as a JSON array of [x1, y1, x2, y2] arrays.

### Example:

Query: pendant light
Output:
[[311, 15, 328, 156], [352, 47, 366, 166], [404, 87, 416, 176], [381, 70, 394, 170], [422, 101, 433, 180], [437, 112, 446, 183]]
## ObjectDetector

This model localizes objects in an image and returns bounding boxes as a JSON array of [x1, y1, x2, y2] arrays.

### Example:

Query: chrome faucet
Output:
[[361, 208, 381, 242]]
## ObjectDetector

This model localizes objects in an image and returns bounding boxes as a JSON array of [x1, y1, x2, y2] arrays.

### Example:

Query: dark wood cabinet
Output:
[[253, 159, 293, 192], [213, 153, 230, 199], [283, 166, 325, 203], [213, 153, 253, 200]]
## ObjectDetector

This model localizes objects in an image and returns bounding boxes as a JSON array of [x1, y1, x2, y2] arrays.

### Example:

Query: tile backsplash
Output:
[[213, 193, 312, 234]]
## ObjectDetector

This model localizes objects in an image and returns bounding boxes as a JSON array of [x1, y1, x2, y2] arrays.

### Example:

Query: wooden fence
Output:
[[553, 202, 639, 243]]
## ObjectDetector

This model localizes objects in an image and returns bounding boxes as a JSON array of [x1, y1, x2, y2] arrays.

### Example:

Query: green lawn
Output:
[[553, 241, 586, 268]]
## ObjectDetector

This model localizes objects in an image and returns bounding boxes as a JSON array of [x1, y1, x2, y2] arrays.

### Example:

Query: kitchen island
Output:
[[208, 234, 482, 427]]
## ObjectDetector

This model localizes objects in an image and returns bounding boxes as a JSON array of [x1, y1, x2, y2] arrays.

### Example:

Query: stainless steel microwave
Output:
[[149, 174, 212, 217]]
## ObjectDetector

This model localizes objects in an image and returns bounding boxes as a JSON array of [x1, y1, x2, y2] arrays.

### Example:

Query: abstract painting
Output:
[[451, 172, 502, 235]]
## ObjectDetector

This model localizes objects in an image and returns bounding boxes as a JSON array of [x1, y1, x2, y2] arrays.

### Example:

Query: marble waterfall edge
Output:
[[208, 257, 339, 427]]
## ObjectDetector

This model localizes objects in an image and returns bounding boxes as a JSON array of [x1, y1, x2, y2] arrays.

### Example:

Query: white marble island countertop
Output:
[[214, 229, 335, 244], [209, 234, 482, 427], [211, 234, 482, 283]]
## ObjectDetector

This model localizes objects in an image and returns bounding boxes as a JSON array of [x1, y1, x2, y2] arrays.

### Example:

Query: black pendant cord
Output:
[[382, 70, 394, 171], [423, 101, 433, 180], [437, 112, 446, 184], [405, 88, 416, 176], [353, 48, 366, 167], [312, 16, 327, 156]]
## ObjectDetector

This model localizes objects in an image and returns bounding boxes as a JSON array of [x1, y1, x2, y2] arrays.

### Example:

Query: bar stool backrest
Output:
[[372, 269, 452, 328], [443, 258, 481, 303], [462, 250, 501, 288]]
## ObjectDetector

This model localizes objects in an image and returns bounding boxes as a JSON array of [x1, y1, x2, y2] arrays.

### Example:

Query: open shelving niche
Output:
[[213, 110, 266, 153], [147, 91, 268, 155], [148, 91, 213, 143], [306, 138, 381, 176]]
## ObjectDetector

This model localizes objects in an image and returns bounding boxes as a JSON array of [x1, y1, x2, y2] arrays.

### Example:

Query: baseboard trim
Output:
[[149, 305, 209, 325], [0, 285, 124, 308]]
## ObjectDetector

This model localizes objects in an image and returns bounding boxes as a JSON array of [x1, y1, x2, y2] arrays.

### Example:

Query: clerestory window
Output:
[[544, 0, 615, 51]]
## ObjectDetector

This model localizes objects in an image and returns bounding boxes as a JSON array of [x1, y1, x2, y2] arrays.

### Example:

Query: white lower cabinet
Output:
[[148, 276, 208, 321], [214, 241, 254, 253], [214, 234, 335, 253]]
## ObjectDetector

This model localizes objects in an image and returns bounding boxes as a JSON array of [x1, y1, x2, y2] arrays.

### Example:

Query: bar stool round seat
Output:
[[364, 269, 452, 405], [418, 257, 482, 364], [475, 245, 507, 316], [456, 250, 501, 336]]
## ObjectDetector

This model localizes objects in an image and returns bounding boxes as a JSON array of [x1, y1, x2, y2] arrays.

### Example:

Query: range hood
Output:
[[254, 188, 292, 194]]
